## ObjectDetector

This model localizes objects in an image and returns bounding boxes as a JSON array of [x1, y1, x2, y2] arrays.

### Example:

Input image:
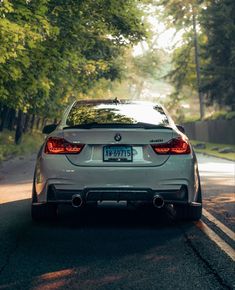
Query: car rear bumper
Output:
[[34, 153, 199, 204], [44, 185, 189, 205]]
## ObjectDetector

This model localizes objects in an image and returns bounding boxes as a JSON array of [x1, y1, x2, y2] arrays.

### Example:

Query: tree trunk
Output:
[[15, 110, 24, 145], [136, 80, 145, 99], [42, 117, 47, 130], [23, 113, 30, 133], [192, 7, 205, 120], [36, 117, 41, 130], [30, 114, 35, 131], [7, 109, 16, 131], [0, 105, 10, 132]]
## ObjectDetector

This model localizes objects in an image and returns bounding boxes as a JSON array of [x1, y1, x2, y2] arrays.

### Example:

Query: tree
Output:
[[0, 0, 55, 142], [201, 0, 235, 108], [155, 0, 206, 119], [0, 0, 147, 143]]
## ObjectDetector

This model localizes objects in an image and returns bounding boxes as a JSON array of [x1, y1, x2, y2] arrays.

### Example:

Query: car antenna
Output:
[[113, 97, 120, 105]]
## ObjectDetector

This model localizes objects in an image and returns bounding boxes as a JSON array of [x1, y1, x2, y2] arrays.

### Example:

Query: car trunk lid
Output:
[[63, 128, 173, 167]]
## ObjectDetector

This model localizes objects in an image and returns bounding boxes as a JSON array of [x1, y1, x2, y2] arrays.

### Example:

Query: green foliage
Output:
[[155, 0, 235, 109], [201, 0, 235, 107], [182, 110, 235, 122], [154, 0, 205, 115], [118, 48, 163, 98], [0, 0, 56, 111], [83, 45, 165, 101], [0, 0, 147, 119], [156, 0, 203, 29], [165, 31, 207, 116], [226, 111, 235, 120], [204, 111, 235, 121], [133, 49, 160, 79], [167, 35, 196, 92], [0, 130, 44, 162], [183, 115, 200, 123]]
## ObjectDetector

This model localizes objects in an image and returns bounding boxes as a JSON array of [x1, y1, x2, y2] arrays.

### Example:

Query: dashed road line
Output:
[[195, 220, 235, 262], [203, 209, 235, 242]]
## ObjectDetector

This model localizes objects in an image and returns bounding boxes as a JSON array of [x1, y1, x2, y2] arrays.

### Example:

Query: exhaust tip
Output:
[[153, 195, 164, 208], [72, 194, 83, 208]]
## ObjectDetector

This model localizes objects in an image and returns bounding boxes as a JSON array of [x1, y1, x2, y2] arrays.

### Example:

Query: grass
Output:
[[0, 130, 44, 163], [191, 140, 235, 161]]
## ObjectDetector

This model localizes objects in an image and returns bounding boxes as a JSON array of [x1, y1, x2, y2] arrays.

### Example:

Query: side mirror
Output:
[[176, 125, 185, 134], [42, 124, 57, 134]]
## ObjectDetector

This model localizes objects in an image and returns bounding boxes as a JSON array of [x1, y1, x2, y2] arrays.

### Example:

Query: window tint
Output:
[[66, 101, 169, 126]]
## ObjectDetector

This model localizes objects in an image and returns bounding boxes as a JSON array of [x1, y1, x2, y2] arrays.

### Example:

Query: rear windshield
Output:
[[66, 101, 169, 127]]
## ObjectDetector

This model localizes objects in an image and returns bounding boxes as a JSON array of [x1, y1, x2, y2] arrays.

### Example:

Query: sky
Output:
[[133, 16, 183, 56], [132, 17, 181, 100]]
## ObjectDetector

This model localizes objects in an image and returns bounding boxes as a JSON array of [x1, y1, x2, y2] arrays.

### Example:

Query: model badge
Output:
[[150, 139, 163, 143], [114, 133, 122, 142]]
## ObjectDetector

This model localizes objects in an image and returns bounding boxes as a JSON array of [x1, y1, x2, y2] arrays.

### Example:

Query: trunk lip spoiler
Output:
[[63, 123, 173, 130]]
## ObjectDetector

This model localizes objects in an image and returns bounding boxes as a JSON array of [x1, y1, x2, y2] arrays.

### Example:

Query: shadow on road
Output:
[[55, 205, 176, 228], [0, 200, 196, 290]]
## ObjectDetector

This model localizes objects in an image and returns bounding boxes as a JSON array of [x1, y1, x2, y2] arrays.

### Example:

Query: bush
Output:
[[0, 130, 44, 162], [182, 115, 201, 123], [225, 111, 235, 120], [204, 111, 235, 121], [183, 111, 235, 123]]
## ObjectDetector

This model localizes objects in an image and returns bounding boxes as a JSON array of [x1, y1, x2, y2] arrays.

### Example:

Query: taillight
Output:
[[152, 137, 191, 155], [45, 137, 84, 154]]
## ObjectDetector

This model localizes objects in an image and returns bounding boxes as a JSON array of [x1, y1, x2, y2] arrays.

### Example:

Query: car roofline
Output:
[[74, 99, 163, 107]]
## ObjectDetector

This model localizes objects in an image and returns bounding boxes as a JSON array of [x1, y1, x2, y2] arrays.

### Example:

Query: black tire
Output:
[[174, 203, 202, 221], [32, 172, 38, 203], [174, 182, 202, 221], [31, 203, 58, 221]]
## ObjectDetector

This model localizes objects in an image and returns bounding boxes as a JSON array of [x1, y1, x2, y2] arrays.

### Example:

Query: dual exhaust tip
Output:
[[152, 195, 164, 208], [72, 194, 83, 208], [72, 194, 164, 209]]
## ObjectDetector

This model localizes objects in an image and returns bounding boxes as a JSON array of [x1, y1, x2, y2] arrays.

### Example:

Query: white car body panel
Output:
[[33, 100, 201, 209]]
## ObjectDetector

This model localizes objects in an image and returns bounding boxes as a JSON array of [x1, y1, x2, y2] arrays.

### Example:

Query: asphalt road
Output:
[[0, 153, 234, 290]]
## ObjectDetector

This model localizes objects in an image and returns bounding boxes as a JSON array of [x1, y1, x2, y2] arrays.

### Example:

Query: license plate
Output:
[[103, 145, 133, 162]]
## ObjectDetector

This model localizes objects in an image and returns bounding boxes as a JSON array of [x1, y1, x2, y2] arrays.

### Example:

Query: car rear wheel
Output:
[[31, 203, 58, 221], [174, 183, 202, 221], [174, 203, 202, 221]]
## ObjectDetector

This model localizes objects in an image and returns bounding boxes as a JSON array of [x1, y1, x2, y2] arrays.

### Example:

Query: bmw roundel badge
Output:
[[114, 133, 122, 142]]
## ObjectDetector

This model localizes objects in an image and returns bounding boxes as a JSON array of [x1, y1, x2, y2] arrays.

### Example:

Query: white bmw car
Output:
[[32, 100, 202, 221]]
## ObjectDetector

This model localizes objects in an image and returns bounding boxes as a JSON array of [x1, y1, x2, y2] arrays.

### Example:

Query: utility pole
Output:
[[192, 6, 205, 119]]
